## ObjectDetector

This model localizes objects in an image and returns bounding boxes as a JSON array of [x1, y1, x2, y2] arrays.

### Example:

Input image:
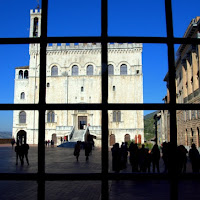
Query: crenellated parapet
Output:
[[30, 9, 42, 14], [30, 43, 142, 55]]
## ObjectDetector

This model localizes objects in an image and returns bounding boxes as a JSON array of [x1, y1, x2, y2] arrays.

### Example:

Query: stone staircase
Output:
[[57, 130, 85, 148], [70, 130, 85, 142]]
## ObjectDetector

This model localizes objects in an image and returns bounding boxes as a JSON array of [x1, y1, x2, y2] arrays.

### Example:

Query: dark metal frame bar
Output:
[[0, 0, 199, 199]]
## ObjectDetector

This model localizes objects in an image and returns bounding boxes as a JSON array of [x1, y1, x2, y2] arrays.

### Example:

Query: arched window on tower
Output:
[[47, 111, 55, 123], [19, 70, 23, 79], [120, 64, 127, 75], [72, 65, 78, 76], [87, 65, 93, 75], [24, 70, 29, 79], [20, 92, 25, 99], [19, 111, 26, 124], [51, 66, 58, 76], [33, 17, 39, 37], [108, 64, 114, 75]]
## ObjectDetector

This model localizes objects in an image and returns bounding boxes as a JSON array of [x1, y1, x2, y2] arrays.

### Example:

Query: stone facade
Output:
[[162, 17, 200, 148], [12, 9, 144, 146]]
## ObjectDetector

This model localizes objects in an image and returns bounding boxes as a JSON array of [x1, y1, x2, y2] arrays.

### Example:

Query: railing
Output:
[[69, 126, 75, 141]]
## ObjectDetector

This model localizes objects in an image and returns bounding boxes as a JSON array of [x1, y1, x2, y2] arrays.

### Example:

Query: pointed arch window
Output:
[[47, 111, 55, 123], [24, 70, 29, 79], [87, 65, 93, 75], [19, 111, 26, 124], [120, 64, 127, 75], [72, 65, 78, 76], [113, 111, 121, 122], [108, 64, 114, 75], [20, 92, 25, 99], [19, 70, 23, 79], [51, 66, 58, 76], [33, 17, 39, 37]]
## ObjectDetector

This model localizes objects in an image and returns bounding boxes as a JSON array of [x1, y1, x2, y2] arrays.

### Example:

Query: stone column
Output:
[[186, 53, 193, 95], [182, 59, 187, 99], [191, 45, 199, 91]]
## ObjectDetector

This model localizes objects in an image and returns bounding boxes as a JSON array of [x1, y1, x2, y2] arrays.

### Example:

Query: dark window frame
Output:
[[0, 0, 200, 200]]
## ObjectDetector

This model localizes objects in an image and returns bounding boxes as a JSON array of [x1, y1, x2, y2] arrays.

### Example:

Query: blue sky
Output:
[[0, 0, 200, 131]]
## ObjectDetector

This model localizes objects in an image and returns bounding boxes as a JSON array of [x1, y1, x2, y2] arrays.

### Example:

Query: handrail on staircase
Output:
[[69, 126, 75, 141]]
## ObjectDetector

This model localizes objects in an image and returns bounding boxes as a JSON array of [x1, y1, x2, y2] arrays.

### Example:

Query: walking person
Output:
[[15, 141, 22, 165], [111, 143, 121, 173], [74, 141, 81, 161], [189, 144, 200, 173], [21, 143, 30, 165], [11, 138, 15, 149], [151, 144, 160, 173], [85, 142, 91, 161]]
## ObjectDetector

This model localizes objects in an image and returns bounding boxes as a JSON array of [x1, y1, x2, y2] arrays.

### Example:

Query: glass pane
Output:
[[175, 43, 200, 104], [108, 0, 166, 37], [48, 0, 101, 36], [0, 110, 37, 172], [0, 181, 37, 199], [110, 180, 170, 200], [172, 0, 200, 37], [0, 45, 33, 104], [46, 181, 101, 200], [45, 110, 101, 173], [46, 43, 102, 104], [0, 1, 40, 38], [108, 43, 168, 103]]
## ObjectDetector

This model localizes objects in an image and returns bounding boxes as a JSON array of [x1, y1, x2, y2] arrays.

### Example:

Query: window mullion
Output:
[[38, 0, 48, 200], [165, 0, 178, 199], [101, 0, 108, 199]]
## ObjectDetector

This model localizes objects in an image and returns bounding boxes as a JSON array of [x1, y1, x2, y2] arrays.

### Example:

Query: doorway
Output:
[[78, 116, 87, 129], [17, 130, 27, 144]]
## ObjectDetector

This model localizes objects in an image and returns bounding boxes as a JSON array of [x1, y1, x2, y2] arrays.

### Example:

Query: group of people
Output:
[[112, 141, 200, 173], [74, 141, 93, 161], [15, 142, 30, 166], [112, 142, 160, 173], [45, 140, 54, 147]]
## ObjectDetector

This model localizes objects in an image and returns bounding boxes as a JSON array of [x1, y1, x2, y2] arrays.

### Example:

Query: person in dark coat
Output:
[[74, 141, 81, 161], [15, 141, 22, 165], [162, 142, 169, 173], [21, 143, 30, 165], [189, 144, 200, 173], [121, 142, 128, 169], [111, 143, 121, 173], [129, 143, 139, 172], [151, 144, 160, 173], [177, 145, 188, 173], [85, 142, 91, 161], [11, 138, 15, 149], [138, 144, 148, 172]]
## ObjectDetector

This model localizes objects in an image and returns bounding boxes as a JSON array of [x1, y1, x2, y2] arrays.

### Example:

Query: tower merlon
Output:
[[30, 9, 42, 14]]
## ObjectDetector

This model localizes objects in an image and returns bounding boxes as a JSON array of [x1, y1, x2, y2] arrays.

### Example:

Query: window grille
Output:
[[1, 0, 200, 200]]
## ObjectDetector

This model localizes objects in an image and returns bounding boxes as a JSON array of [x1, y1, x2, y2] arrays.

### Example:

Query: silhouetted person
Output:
[[138, 144, 148, 172], [162, 142, 169, 173], [11, 138, 15, 149], [74, 141, 81, 161], [189, 144, 200, 173], [129, 142, 139, 172], [151, 144, 160, 173], [111, 143, 121, 173], [146, 148, 152, 173], [121, 142, 128, 169], [85, 142, 91, 161], [177, 145, 188, 173], [61, 137, 63, 144], [15, 142, 22, 165], [21, 143, 29, 165]]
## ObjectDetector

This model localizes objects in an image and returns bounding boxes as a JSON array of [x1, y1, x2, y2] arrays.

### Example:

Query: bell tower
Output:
[[29, 9, 41, 38]]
